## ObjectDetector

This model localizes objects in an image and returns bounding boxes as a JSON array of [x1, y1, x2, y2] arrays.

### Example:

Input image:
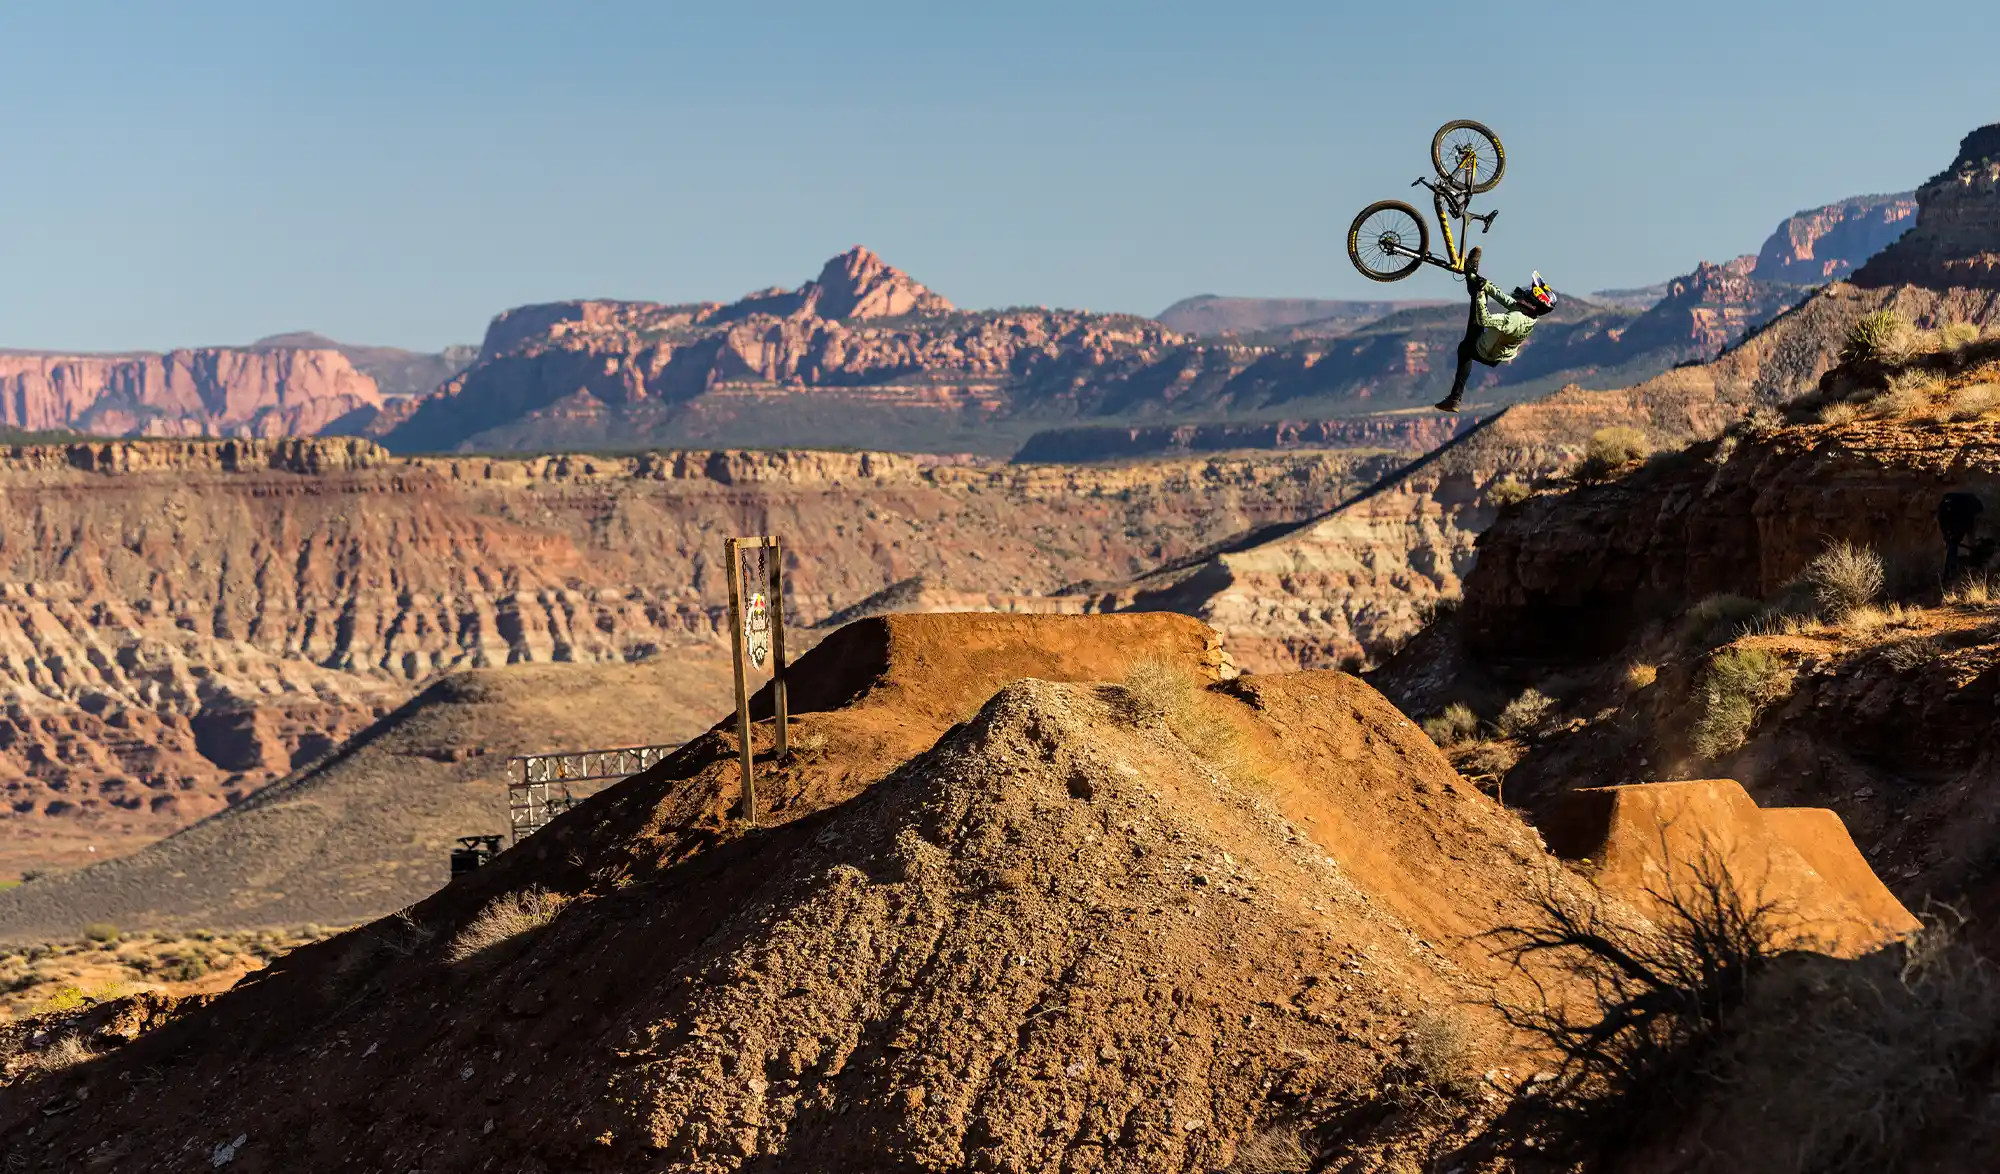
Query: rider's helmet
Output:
[[1513, 271, 1557, 315]]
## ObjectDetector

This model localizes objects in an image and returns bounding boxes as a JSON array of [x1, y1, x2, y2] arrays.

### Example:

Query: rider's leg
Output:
[[1435, 291, 1484, 412]]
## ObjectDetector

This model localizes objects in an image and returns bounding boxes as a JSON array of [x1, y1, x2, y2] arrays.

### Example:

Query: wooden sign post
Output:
[[724, 535, 789, 825]]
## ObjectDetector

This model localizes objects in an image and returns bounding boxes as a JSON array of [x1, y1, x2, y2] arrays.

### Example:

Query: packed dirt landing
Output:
[[1542, 779, 1919, 956]]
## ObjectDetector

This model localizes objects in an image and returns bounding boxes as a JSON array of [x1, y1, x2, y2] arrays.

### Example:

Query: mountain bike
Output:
[[1347, 120, 1505, 283]]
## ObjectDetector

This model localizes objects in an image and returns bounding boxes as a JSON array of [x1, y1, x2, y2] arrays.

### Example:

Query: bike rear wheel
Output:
[[1431, 120, 1504, 193], [1348, 200, 1429, 282]]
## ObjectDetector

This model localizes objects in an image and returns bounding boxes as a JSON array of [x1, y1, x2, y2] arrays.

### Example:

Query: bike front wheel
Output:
[[1431, 120, 1505, 193], [1348, 200, 1429, 282]]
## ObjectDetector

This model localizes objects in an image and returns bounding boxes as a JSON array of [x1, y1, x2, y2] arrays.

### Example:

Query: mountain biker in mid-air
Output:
[[1434, 267, 1556, 413]]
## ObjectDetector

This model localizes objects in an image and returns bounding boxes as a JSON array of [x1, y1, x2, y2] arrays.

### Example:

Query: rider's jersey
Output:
[[1472, 287, 1539, 364]]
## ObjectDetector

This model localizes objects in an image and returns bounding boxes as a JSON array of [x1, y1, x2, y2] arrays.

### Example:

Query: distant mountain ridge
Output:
[[1154, 295, 1444, 337]]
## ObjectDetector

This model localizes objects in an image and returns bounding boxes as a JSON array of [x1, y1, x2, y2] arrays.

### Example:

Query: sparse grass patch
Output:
[[1117, 657, 1197, 727], [1421, 702, 1480, 748], [35, 1032, 91, 1074], [1946, 574, 1994, 605], [446, 888, 567, 965], [1496, 688, 1556, 738], [1817, 400, 1862, 426], [1691, 646, 1794, 759], [1625, 662, 1658, 690], [1802, 541, 1884, 619], [83, 922, 118, 944], [1940, 320, 1982, 350], [1226, 1127, 1312, 1174], [1460, 740, 1522, 778]]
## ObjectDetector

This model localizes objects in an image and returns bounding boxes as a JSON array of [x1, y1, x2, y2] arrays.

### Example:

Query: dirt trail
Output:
[[0, 614, 1915, 1171]]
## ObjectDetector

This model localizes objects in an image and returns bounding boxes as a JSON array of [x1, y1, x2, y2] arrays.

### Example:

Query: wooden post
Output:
[[769, 536, 789, 758], [724, 537, 755, 825]]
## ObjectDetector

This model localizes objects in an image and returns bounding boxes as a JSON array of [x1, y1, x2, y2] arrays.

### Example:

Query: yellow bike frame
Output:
[[1432, 154, 1482, 272]]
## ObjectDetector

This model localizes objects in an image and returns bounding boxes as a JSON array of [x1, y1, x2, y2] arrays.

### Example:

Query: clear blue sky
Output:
[[0, 1, 1992, 352]]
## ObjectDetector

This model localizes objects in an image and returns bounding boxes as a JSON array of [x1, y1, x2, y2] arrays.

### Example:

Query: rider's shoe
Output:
[[1434, 395, 1462, 413], [1464, 246, 1482, 283]]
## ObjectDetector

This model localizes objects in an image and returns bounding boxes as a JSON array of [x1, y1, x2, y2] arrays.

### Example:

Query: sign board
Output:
[[725, 536, 790, 825]]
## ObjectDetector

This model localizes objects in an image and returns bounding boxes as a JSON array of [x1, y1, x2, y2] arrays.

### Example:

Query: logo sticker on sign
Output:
[[745, 589, 771, 669]]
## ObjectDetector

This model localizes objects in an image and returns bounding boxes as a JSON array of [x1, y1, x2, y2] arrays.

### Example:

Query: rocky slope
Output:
[[1855, 123, 2000, 290], [0, 347, 382, 438], [0, 438, 1402, 878]]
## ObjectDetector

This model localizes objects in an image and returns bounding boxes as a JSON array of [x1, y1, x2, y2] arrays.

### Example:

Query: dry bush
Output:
[[1679, 593, 1764, 647], [1226, 1127, 1311, 1173], [1865, 378, 1934, 420], [1393, 1008, 1484, 1115], [1884, 635, 1943, 672], [1484, 850, 1792, 1165], [1802, 541, 1884, 618], [1496, 688, 1556, 738], [1691, 646, 1793, 759], [1117, 657, 1196, 727], [1738, 404, 1785, 439], [1948, 382, 2000, 421], [1486, 477, 1531, 508], [1461, 740, 1522, 778], [445, 888, 566, 964], [1421, 702, 1480, 748], [1843, 309, 1916, 364], [1817, 400, 1862, 426], [1625, 662, 1658, 690], [1576, 427, 1651, 481]]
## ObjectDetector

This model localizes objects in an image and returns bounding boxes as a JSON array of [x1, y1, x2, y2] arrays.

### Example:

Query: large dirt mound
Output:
[[0, 613, 1619, 1172], [0, 648, 736, 941]]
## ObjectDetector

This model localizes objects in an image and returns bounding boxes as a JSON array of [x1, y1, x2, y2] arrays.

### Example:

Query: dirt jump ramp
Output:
[[0, 612, 1613, 1172], [1542, 779, 1920, 956]]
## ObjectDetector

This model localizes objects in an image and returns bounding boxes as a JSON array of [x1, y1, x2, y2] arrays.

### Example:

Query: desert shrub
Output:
[[1843, 309, 1915, 364], [1496, 688, 1556, 738], [446, 888, 566, 965], [155, 952, 212, 983], [1802, 541, 1884, 618], [83, 922, 118, 944], [1485, 851, 1790, 1165], [1691, 646, 1794, 759], [1576, 427, 1651, 481], [1624, 662, 1658, 690], [1421, 702, 1480, 748], [1486, 477, 1531, 508], [1738, 404, 1785, 439], [1679, 593, 1764, 647], [1948, 382, 2000, 421], [1117, 657, 1196, 726], [1817, 399, 1862, 426], [1884, 635, 1943, 672]]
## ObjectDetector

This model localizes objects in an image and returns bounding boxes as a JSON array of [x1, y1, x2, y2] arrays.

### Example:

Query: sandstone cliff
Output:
[[0, 346, 383, 438], [0, 437, 1403, 876], [1854, 123, 2000, 290], [1752, 192, 1917, 283], [250, 332, 477, 398]]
